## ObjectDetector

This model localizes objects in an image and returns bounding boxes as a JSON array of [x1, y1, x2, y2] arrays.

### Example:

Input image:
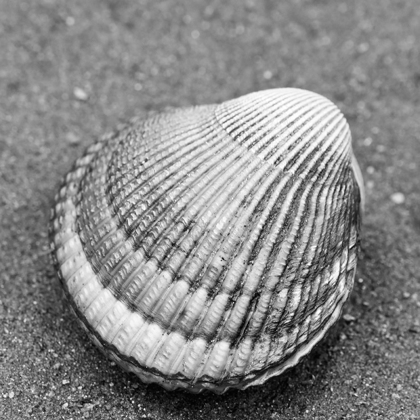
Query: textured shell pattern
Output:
[[50, 88, 363, 394]]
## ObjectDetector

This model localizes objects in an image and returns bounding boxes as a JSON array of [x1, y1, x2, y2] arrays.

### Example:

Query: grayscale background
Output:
[[1, 0, 419, 418]]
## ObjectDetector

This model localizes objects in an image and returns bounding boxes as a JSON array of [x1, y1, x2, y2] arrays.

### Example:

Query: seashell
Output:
[[50, 88, 364, 394]]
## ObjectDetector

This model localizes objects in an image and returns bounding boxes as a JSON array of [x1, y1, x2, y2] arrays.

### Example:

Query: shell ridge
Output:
[[158, 171, 298, 378], [275, 109, 346, 175], [298, 176, 351, 342], [116, 122, 244, 258], [160, 168, 294, 346], [220, 135, 344, 352], [82, 117, 233, 298], [184, 173, 298, 338], [110, 139, 266, 326], [149, 133, 268, 278], [109, 105, 216, 184], [214, 92, 324, 164], [194, 174, 306, 374], [294, 174, 347, 329], [108, 113, 220, 221], [301, 166, 355, 340], [243, 135, 352, 369], [202, 116, 350, 346], [214, 90, 305, 148], [248, 98, 334, 167], [241, 180, 317, 372], [256, 96, 334, 158], [253, 97, 334, 159]]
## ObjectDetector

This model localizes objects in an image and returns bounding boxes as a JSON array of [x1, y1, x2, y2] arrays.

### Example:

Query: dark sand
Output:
[[1, 1, 419, 419]]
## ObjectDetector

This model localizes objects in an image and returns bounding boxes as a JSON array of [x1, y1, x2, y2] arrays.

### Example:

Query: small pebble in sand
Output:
[[66, 16, 75, 26], [376, 144, 386, 152], [390, 192, 405, 204], [343, 314, 357, 322], [74, 87, 89, 101], [66, 132, 81, 145], [263, 70, 273, 80], [363, 137, 373, 146]]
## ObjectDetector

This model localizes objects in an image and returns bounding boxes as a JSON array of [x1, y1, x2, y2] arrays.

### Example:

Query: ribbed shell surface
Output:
[[50, 88, 363, 393]]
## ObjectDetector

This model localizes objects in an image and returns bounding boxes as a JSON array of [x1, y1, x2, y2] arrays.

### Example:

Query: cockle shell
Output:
[[50, 88, 364, 394]]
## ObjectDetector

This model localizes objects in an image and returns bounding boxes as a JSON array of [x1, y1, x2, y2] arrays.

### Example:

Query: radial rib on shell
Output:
[[50, 88, 364, 393]]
